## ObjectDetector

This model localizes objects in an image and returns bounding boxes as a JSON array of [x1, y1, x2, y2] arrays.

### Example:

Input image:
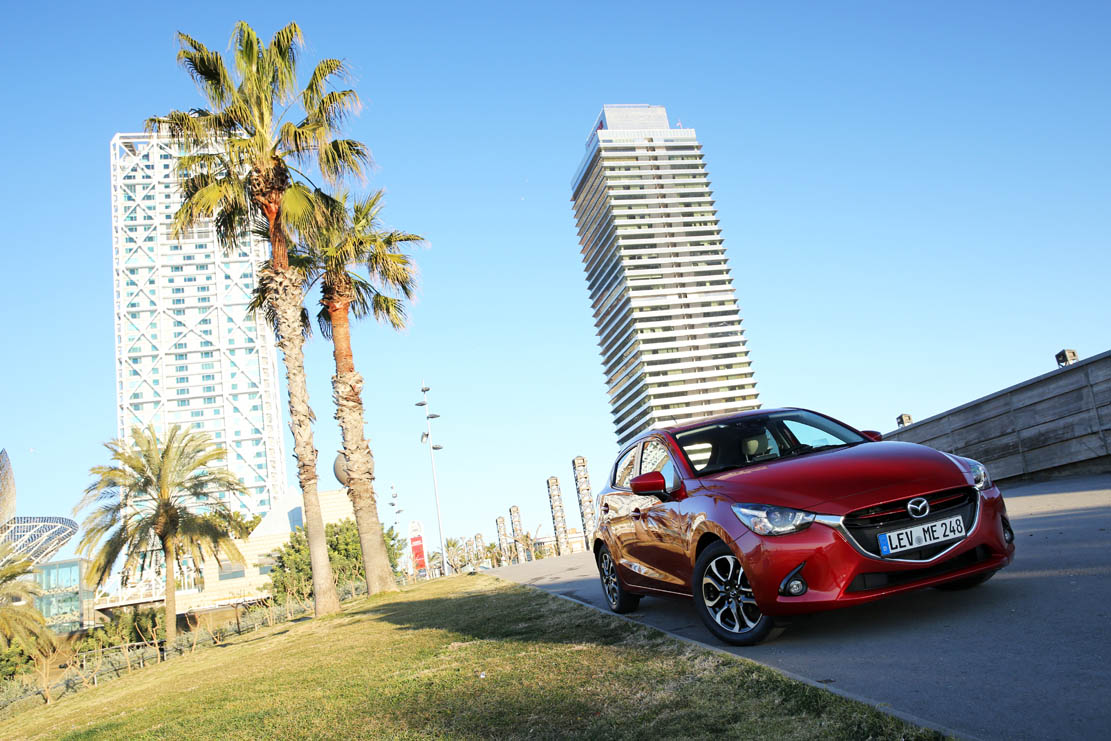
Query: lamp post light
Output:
[[416, 384, 449, 576], [388, 485, 404, 529]]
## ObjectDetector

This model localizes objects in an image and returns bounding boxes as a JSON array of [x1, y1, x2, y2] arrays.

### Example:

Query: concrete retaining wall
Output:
[[884, 350, 1111, 481]]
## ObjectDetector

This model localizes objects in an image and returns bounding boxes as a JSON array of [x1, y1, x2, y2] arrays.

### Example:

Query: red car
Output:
[[593, 408, 1015, 645]]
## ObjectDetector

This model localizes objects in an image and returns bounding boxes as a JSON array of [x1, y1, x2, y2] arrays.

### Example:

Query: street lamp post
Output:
[[416, 384, 449, 576]]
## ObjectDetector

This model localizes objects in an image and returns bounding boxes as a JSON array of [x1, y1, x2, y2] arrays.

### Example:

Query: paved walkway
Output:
[[491, 475, 1111, 740]]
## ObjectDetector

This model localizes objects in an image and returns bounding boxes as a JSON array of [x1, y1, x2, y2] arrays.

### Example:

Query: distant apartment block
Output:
[[571, 456, 596, 547], [496, 516, 512, 564], [571, 105, 759, 445], [110, 133, 287, 516], [509, 505, 527, 563], [546, 476, 569, 555]]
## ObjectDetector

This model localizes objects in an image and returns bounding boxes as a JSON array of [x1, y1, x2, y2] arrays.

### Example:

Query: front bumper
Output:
[[729, 486, 1015, 616]]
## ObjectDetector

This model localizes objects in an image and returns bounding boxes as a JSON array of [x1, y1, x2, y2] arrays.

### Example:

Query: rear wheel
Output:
[[934, 571, 995, 590], [693, 541, 777, 646], [596, 545, 641, 614]]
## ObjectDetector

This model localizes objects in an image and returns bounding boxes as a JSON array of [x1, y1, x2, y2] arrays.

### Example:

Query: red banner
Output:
[[410, 535, 427, 571]]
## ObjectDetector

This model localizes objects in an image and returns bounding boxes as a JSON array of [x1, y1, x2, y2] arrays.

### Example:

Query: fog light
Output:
[[786, 578, 807, 596], [779, 562, 809, 596], [1002, 517, 1014, 544]]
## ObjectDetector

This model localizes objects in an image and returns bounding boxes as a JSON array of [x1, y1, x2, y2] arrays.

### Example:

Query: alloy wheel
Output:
[[701, 554, 761, 633], [599, 552, 620, 607]]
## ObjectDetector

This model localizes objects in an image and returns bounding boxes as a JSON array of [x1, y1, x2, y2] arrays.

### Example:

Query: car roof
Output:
[[647, 407, 801, 438]]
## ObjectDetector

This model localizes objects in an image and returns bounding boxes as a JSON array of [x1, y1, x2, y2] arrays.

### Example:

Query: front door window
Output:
[[640, 439, 679, 492]]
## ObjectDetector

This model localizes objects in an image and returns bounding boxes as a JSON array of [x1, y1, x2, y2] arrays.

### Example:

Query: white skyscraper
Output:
[[110, 133, 287, 516], [571, 105, 760, 446]]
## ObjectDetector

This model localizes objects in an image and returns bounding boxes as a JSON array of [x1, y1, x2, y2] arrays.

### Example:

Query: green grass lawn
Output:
[[2, 575, 940, 740]]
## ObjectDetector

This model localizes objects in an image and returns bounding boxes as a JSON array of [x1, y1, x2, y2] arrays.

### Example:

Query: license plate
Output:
[[878, 514, 966, 556]]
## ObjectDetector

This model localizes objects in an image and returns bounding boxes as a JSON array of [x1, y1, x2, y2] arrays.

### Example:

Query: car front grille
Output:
[[842, 487, 979, 561]]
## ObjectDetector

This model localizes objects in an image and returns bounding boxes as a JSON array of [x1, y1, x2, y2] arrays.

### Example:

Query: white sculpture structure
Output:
[[0, 449, 78, 565]]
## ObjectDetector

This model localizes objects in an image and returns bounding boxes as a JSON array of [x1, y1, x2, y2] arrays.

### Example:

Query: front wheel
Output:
[[596, 545, 641, 614], [693, 541, 778, 646]]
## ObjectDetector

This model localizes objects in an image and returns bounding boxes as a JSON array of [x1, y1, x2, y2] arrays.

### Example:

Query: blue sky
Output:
[[1, 1, 1108, 559]]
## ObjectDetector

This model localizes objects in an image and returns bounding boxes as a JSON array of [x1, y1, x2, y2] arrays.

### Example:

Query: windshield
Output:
[[675, 410, 868, 476]]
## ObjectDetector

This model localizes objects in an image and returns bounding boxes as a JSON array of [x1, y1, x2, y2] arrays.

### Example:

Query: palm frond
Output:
[[175, 33, 235, 108], [145, 109, 213, 148], [231, 21, 263, 84], [308, 89, 361, 131], [266, 22, 304, 102], [318, 139, 371, 185], [280, 182, 319, 236]]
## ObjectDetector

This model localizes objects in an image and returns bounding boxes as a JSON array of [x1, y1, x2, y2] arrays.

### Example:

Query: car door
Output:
[[598, 443, 646, 585], [628, 437, 689, 592]]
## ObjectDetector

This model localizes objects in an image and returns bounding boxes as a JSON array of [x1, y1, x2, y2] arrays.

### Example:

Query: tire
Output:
[[692, 541, 777, 646], [596, 544, 641, 614], [934, 570, 995, 591]]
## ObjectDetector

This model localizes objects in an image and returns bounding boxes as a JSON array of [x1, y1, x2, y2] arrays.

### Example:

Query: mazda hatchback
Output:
[[593, 408, 1015, 645]]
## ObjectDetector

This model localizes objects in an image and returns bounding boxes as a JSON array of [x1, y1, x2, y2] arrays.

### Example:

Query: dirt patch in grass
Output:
[[2, 575, 941, 740]]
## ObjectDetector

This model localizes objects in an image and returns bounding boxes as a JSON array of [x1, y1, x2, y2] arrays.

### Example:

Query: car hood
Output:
[[694, 441, 970, 515]]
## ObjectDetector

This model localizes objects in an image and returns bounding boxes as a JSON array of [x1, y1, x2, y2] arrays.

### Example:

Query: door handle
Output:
[[601, 503, 610, 515], [631, 508, 643, 520]]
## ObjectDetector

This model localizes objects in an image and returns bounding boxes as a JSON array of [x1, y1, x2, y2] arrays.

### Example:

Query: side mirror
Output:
[[861, 430, 883, 442], [630, 471, 667, 496]]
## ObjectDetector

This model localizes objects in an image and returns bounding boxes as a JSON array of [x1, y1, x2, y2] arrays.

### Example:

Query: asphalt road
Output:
[[491, 475, 1111, 740]]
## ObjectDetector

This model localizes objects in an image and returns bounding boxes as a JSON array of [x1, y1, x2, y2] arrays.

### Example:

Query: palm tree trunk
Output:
[[163, 539, 177, 645], [328, 299, 398, 595], [270, 269, 341, 616]]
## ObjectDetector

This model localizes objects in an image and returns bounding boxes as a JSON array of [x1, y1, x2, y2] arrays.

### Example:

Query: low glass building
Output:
[[33, 558, 95, 634]]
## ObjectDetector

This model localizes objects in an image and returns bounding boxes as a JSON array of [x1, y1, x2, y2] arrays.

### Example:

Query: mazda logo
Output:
[[907, 497, 930, 519]]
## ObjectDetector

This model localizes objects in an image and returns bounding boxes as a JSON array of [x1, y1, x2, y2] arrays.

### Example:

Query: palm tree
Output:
[[75, 425, 247, 644], [147, 21, 370, 617], [514, 525, 546, 561], [444, 538, 465, 574], [484, 542, 503, 568], [426, 551, 443, 577], [310, 191, 421, 596], [0, 544, 47, 650]]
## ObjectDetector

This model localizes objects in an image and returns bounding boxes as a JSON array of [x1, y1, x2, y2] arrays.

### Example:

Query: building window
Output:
[[219, 567, 245, 581]]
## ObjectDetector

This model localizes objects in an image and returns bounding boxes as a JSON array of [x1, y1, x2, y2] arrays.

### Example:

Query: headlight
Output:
[[945, 453, 993, 491], [968, 459, 992, 491], [732, 503, 815, 536]]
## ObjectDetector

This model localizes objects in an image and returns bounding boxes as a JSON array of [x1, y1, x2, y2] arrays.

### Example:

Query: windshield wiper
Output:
[[697, 463, 748, 476], [785, 442, 853, 458]]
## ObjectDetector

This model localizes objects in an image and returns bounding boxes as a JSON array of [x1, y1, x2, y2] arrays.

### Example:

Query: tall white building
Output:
[[110, 133, 287, 516], [571, 105, 760, 446]]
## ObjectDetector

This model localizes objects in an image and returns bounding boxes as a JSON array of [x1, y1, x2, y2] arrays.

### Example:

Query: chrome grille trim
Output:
[[814, 493, 983, 564]]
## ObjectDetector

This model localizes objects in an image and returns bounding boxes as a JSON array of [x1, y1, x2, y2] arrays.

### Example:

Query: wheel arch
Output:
[[694, 532, 723, 564], [690, 519, 737, 568]]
